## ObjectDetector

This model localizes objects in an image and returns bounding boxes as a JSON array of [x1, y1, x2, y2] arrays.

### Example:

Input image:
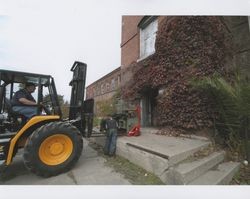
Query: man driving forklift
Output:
[[0, 61, 94, 177], [11, 82, 38, 119]]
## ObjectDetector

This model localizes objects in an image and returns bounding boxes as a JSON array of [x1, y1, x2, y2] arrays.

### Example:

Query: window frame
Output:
[[138, 16, 158, 61]]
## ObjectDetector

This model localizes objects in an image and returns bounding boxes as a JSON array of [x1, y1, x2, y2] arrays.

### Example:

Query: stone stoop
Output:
[[115, 131, 212, 181], [161, 151, 240, 185], [167, 143, 210, 167], [188, 162, 241, 185], [90, 128, 240, 185], [161, 151, 225, 184], [116, 140, 169, 176]]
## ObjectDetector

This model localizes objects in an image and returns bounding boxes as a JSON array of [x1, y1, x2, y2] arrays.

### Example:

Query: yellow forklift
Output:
[[0, 61, 94, 177]]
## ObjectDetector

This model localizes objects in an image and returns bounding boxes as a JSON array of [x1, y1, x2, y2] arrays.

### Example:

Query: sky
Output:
[[0, 0, 250, 197], [1, 0, 250, 101]]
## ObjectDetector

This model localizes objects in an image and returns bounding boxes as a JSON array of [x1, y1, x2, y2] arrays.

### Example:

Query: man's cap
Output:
[[25, 82, 37, 87]]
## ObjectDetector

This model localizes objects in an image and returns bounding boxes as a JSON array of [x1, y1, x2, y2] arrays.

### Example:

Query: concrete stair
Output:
[[160, 151, 240, 185], [115, 131, 211, 177], [163, 151, 225, 184], [189, 162, 240, 185], [90, 127, 240, 185], [116, 139, 169, 176]]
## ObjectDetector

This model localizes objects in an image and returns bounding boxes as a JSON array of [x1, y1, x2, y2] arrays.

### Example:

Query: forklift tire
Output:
[[23, 121, 83, 177]]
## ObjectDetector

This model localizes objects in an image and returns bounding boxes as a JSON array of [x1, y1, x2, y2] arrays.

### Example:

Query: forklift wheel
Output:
[[23, 122, 83, 177]]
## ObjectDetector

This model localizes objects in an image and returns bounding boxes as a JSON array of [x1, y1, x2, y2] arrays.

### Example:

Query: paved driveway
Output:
[[0, 139, 130, 185]]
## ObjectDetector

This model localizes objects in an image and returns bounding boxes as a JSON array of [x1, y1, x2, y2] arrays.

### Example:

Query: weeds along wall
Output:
[[122, 16, 233, 130]]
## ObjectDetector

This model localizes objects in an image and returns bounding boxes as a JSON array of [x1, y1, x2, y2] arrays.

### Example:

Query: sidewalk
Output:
[[0, 139, 131, 185]]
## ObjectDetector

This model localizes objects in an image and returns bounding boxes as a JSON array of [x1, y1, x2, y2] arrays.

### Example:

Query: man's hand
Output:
[[39, 102, 45, 107]]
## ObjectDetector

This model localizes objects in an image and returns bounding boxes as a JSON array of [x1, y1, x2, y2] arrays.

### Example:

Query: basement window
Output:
[[138, 16, 158, 61]]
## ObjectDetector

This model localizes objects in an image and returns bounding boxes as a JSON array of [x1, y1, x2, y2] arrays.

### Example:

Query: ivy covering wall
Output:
[[122, 16, 233, 130]]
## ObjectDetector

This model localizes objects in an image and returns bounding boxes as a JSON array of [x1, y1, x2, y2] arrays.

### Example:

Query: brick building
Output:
[[120, 16, 250, 128], [121, 16, 164, 85], [86, 16, 250, 129], [86, 67, 121, 115], [120, 16, 166, 127]]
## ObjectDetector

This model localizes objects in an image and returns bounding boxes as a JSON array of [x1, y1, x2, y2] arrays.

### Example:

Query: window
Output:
[[106, 83, 110, 92], [139, 16, 158, 60], [111, 78, 115, 90], [101, 84, 104, 94], [115, 79, 118, 89], [117, 75, 121, 86], [96, 85, 100, 95]]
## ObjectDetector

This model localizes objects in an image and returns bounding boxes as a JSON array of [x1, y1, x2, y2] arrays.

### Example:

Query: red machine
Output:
[[127, 105, 141, 136]]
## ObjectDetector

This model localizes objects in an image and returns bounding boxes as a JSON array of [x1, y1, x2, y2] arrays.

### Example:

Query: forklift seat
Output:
[[4, 98, 27, 121]]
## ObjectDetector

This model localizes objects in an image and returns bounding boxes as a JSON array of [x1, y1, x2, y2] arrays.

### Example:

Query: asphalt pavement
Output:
[[0, 139, 131, 185]]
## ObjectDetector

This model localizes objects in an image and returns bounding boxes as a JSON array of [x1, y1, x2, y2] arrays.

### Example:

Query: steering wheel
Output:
[[39, 100, 52, 115], [41, 103, 52, 115]]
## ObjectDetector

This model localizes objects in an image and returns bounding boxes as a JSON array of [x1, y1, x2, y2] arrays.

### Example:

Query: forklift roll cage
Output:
[[0, 69, 62, 117], [0, 61, 94, 137]]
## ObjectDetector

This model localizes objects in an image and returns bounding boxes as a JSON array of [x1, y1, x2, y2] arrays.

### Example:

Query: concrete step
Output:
[[140, 128, 159, 134], [116, 139, 169, 176], [117, 132, 211, 166], [140, 127, 210, 142], [139, 128, 211, 165], [163, 151, 225, 184], [189, 161, 241, 185], [90, 128, 215, 184], [116, 137, 211, 177], [167, 142, 211, 166]]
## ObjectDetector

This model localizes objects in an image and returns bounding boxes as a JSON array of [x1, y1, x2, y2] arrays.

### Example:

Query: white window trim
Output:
[[137, 51, 155, 62], [138, 17, 158, 62]]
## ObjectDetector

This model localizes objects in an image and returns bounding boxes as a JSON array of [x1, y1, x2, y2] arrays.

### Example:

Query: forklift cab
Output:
[[0, 69, 62, 132], [0, 62, 94, 176]]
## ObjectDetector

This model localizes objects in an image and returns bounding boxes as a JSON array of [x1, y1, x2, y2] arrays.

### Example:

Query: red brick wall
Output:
[[86, 84, 94, 99], [86, 67, 121, 99], [120, 16, 166, 86], [121, 16, 166, 69], [86, 67, 121, 114], [121, 16, 143, 69]]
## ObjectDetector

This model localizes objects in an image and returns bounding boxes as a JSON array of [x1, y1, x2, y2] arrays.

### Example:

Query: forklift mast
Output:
[[48, 78, 62, 117], [69, 61, 94, 137], [69, 61, 87, 120]]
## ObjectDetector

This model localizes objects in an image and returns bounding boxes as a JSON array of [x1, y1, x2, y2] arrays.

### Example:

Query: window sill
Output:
[[137, 52, 155, 63]]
